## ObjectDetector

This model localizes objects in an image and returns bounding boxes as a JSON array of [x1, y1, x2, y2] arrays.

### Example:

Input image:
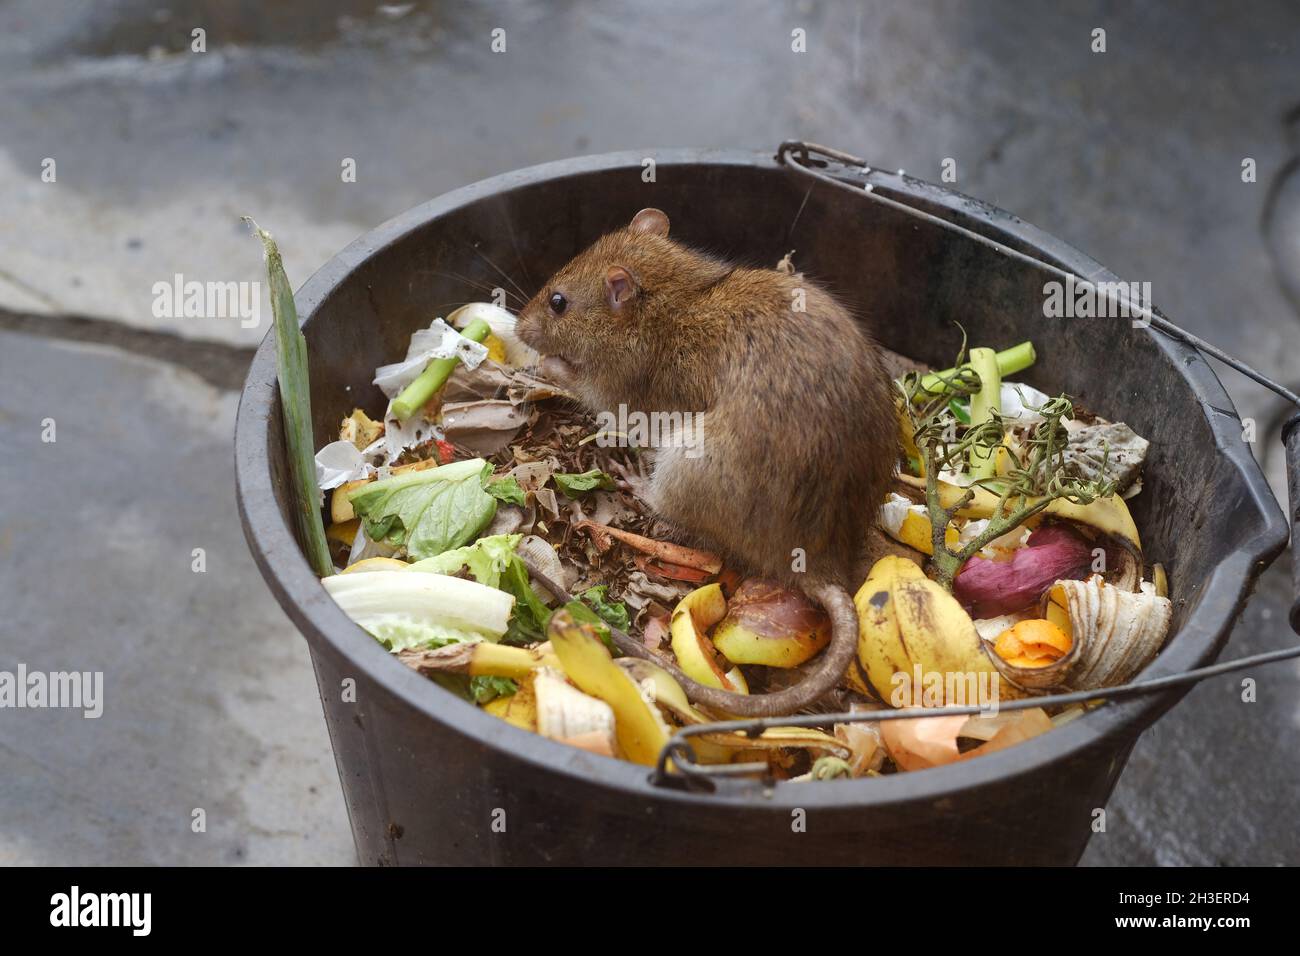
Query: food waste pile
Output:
[[298, 293, 1171, 782]]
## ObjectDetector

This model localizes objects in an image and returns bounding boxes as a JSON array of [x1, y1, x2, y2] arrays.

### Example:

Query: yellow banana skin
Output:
[[854, 555, 1009, 706], [548, 609, 671, 766], [854, 556, 924, 699]]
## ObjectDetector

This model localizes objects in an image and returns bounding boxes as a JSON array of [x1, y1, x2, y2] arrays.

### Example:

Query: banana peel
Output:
[[534, 668, 617, 756], [841, 657, 881, 699], [327, 518, 361, 546], [714, 726, 849, 761], [854, 555, 925, 699], [615, 657, 847, 765], [880, 493, 959, 555], [722, 665, 750, 694], [855, 555, 1014, 706], [340, 408, 384, 451], [398, 640, 560, 679], [548, 610, 671, 765], [484, 673, 537, 731], [896, 397, 924, 476], [339, 556, 410, 574]]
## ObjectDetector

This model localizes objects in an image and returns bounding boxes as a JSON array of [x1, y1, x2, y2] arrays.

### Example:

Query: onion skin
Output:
[[953, 523, 1092, 618]]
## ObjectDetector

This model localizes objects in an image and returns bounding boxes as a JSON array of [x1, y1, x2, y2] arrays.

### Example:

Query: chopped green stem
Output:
[[917, 340, 1036, 395], [966, 347, 1002, 479], [392, 318, 492, 422]]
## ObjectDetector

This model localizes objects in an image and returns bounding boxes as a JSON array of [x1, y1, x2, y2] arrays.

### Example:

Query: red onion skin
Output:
[[953, 523, 1092, 618]]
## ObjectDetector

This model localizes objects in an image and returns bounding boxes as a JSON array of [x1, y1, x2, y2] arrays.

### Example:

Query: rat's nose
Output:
[[514, 310, 542, 348]]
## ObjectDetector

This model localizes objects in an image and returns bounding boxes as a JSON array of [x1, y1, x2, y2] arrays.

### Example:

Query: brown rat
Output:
[[516, 208, 897, 716]]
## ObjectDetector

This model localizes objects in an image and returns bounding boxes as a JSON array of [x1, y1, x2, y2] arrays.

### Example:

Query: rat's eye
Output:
[[548, 292, 568, 315]]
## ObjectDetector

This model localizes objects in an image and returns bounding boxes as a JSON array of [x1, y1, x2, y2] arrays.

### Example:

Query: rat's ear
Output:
[[605, 266, 638, 310], [628, 208, 670, 238]]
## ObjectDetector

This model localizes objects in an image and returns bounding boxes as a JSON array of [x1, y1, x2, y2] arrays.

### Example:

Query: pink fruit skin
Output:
[[953, 523, 1093, 618]]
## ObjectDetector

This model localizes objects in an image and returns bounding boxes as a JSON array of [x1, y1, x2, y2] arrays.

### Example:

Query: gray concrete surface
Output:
[[1, 0, 1298, 865], [0, 329, 354, 864]]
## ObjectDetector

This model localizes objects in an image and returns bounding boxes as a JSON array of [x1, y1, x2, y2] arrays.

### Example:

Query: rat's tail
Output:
[[645, 582, 858, 718], [523, 556, 857, 718]]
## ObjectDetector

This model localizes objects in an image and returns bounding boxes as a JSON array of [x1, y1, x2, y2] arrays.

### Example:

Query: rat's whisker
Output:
[[410, 267, 528, 307], [425, 300, 490, 314], [461, 242, 533, 303]]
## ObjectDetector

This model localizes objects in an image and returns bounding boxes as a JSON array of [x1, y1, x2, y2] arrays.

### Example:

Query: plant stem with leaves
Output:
[[899, 332, 1116, 591]]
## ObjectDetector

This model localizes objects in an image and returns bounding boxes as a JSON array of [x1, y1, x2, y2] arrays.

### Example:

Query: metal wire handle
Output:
[[646, 141, 1300, 789]]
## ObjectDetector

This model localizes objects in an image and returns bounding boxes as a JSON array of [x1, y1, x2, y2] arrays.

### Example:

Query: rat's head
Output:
[[516, 208, 700, 408]]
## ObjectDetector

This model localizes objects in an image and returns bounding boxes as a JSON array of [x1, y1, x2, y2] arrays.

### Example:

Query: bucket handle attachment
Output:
[[646, 141, 1300, 791]]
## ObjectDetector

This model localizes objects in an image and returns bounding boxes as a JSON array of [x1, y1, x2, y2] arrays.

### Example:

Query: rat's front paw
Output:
[[611, 458, 653, 503]]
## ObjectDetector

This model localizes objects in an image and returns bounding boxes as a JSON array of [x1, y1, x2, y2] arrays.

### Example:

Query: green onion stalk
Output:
[[917, 340, 1035, 395], [245, 219, 334, 578], [965, 346, 1002, 480], [391, 318, 492, 422]]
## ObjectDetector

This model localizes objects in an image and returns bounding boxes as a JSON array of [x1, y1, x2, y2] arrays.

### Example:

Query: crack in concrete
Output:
[[0, 264, 65, 313], [0, 306, 254, 392]]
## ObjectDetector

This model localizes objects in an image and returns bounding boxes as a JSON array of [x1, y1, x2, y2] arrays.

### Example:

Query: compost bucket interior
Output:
[[237, 150, 1286, 864]]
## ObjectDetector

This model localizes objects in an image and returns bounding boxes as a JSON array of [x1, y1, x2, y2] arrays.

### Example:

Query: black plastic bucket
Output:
[[235, 149, 1287, 865]]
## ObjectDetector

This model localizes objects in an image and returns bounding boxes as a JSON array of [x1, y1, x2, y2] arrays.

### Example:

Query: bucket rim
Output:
[[235, 147, 1289, 808]]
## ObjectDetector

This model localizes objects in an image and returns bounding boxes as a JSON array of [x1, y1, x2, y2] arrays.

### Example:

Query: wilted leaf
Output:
[[440, 400, 531, 456], [486, 474, 526, 507], [554, 469, 616, 497]]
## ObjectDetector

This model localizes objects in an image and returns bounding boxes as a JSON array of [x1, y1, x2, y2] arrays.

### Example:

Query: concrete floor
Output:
[[1, 0, 1297, 865]]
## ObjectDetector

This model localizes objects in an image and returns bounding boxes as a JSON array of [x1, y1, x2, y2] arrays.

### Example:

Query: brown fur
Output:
[[516, 210, 897, 590]]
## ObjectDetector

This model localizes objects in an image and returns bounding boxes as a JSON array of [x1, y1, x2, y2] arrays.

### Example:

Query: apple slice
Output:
[[712, 580, 831, 668]]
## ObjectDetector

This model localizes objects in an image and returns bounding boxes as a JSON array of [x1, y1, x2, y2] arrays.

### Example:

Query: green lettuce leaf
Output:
[[485, 475, 526, 507], [562, 600, 618, 653], [553, 469, 615, 498], [500, 554, 554, 645], [580, 585, 630, 633], [406, 533, 522, 588], [348, 457, 497, 561], [367, 620, 484, 654], [470, 675, 518, 704]]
